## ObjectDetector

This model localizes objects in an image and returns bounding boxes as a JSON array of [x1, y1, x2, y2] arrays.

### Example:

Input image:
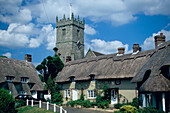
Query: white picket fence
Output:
[[26, 99, 67, 113]]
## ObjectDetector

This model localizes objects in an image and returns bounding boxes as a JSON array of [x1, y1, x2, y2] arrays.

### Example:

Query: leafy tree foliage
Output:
[[36, 48, 64, 83], [0, 88, 15, 113], [51, 84, 63, 105], [0, 56, 8, 58]]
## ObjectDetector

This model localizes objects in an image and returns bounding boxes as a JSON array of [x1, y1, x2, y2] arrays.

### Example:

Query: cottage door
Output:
[[72, 89, 78, 101], [111, 89, 118, 105]]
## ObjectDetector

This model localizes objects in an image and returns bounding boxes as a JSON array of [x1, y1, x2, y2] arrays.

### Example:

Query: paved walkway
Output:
[[63, 107, 114, 113]]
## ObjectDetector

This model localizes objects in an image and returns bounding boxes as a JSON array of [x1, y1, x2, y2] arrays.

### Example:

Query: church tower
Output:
[[56, 13, 85, 62]]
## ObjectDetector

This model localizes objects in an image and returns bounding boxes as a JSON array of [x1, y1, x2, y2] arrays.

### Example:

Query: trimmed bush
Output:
[[0, 88, 15, 113], [120, 105, 138, 113]]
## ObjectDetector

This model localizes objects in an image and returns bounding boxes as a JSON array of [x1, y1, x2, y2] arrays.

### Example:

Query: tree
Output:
[[51, 84, 63, 105], [36, 47, 64, 83], [0, 88, 15, 113]]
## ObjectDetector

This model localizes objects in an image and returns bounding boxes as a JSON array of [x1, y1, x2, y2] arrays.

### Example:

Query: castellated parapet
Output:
[[56, 13, 85, 30]]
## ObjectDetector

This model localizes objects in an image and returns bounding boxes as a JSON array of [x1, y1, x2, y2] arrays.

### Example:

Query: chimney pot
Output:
[[133, 43, 141, 53], [66, 56, 71, 62], [154, 33, 166, 48], [25, 54, 32, 62], [118, 47, 125, 55]]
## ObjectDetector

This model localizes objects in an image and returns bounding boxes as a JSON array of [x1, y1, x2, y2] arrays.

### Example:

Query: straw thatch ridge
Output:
[[56, 48, 155, 83], [0, 57, 44, 92], [131, 40, 170, 92]]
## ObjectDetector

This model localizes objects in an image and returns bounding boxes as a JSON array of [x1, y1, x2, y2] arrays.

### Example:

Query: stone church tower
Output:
[[56, 13, 85, 62]]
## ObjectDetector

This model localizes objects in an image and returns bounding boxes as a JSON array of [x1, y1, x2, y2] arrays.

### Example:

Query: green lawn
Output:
[[17, 106, 58, 113]]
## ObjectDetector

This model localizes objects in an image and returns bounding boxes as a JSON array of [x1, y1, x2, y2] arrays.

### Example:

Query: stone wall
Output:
[[59, 78, 137, 104]]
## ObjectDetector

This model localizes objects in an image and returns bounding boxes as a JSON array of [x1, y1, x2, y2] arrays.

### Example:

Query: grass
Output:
[[17, 106, 59, 113]]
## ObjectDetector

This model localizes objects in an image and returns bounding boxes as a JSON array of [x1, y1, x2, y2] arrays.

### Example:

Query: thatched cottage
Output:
[[56, 42, 155, 104], [56, 33, 169, 112], [0, 54, 44, 99], [132, 33, 170, 112]]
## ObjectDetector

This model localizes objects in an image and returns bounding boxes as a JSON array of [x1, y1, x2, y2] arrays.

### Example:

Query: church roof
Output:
[[56, 49, 154, 83], [0, 57, 44, 92], [131, 40, 170, 92]]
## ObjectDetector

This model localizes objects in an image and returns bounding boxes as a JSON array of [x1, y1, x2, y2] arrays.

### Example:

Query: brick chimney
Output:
[[118, 47, 125, 55], [25, 54, 32, 62], [66, 56, 71, 62], [133, 43, 141, 53], [154, 33, 166, 48]]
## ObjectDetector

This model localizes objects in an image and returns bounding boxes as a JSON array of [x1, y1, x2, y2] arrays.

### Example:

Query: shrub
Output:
[[15, 100, 26, 108], [120, 105, 138, 113], [68, 101, 76, 107], [0, 88, 15, 113], [138, 107, 165, 113], [131, 97, 139, 108], [80, 93, 84, 101], [82, 100, 91, 108]]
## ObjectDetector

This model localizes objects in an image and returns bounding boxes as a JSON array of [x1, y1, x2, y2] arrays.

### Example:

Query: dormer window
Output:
[[21, 77, 28, 83], [89, 74, 95, 81], [6, 76, 14, 82], [115, 79, 121, 85]]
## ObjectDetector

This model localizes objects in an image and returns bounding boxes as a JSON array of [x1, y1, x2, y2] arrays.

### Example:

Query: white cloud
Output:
[[0, 23, 55, 49], [142, 30, 170, 50], [22, 0, 170, 26], [0, 23, 30, 48], [2, 52, 12, 58], [85, 24, 96, 35], [85, 39, 129, 54]]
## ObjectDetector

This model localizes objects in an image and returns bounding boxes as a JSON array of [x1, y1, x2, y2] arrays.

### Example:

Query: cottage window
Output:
[[65, 89, 70, 98], [89, 74, 95, 81], [6, 76, 14, 82], [70, 77, 75, 82], [115, 79, 121, 85], [21, 77, 28, 83], [19, 91, 26, 95], [87, 90, 96, 98]]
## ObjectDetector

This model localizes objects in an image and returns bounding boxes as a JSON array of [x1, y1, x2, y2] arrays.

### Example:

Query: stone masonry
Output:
[[56, 13, 85, 63]]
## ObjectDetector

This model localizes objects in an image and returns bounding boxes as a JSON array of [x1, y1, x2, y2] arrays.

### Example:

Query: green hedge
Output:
[[0, 88, 15, 113]]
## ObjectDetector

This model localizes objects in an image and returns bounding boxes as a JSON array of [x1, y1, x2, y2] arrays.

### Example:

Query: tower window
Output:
[[62, 29, 66, 37], [77, 29, 80, 37]]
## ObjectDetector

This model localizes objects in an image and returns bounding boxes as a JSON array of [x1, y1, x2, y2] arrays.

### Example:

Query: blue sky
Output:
[[0, 0, 170, 66]]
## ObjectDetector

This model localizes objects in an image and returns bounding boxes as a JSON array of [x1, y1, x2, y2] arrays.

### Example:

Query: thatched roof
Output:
[[0, 57, 44, 91], [56, 49, 154, 83], [131, 40, 170, 92]]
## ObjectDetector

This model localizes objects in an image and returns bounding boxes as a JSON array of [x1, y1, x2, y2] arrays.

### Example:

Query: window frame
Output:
[[6, 76, 14, 82], [21, 77, 28, 83], [87, 90, 96, 99], [65, 89, 70, 98]]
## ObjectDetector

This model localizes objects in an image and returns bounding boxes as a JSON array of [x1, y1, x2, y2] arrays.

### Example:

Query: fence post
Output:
[[39, 100, 41, 108], [31, 99, 33, 107], [47, 102, 49, 110], [60, 106, 62, 113], [54, 104, 56, 112], [26, 99, 28, 106], [65, 110, 67, 113]]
